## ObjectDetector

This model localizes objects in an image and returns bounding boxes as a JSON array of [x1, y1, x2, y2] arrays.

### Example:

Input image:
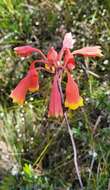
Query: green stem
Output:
[[33, 138, 52, 166]]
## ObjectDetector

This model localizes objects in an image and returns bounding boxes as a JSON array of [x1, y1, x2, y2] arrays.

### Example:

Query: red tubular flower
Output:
[[14, 46, 38, 57], [28, 61, 39, 92], [46, 47, 58, 72], [63, 32, 74, 49], [65, 73, 83, 110], [14, 46, 47, 60], [48, 75, 63, 117], [10, 75, 30, 105], [47, 47, 58, 65], [64, 49, 75, 71], [10, 62, 39, 104], [73, 46, 103, 57]]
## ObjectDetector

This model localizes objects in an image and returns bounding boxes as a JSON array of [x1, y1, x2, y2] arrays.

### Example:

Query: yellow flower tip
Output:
[[13, 98, 24, 105], [45, 64, 50, 70], [10, 93, 24, 105], [55, 113, 63, 118], [45, 64, 55, 73], [51, 66, 55, 73], [48, 112, 63, 118], [65, 97, 84, 110], [29, 87, 39, 92]]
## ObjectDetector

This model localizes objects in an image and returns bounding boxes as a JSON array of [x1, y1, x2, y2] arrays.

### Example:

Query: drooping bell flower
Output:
[[63, 32, 74, 49], [48, 74, 63, 117], [64, 49, 75, 71], [14, 46, 38, 57], [65, 73, 83, 110], [28, 61, 39, 92], [46, 47, 58, 72], [10, 62, 39, 104], [10, 75, 30, 105], [73, 46, 103, 57], [14, 46, 47, 60], [58, 32, 74, 62]]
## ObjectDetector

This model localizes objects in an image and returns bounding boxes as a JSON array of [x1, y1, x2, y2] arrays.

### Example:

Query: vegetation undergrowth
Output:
[[0, 0, 110, 190]]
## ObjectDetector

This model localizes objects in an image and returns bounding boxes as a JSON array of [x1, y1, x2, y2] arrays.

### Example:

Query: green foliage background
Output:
[[0, 0, 110, 189]]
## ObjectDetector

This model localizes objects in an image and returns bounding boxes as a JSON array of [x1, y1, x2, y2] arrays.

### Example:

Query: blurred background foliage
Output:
[[0, 0, 110, 189]]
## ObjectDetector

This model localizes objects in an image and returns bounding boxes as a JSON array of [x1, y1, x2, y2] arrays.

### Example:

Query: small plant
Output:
[[10, 32, 103, 189]]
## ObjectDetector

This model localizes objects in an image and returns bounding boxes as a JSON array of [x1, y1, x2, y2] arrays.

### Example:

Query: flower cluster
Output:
[[10, 33, 103, 117]]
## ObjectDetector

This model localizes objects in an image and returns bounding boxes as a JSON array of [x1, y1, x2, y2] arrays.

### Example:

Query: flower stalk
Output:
[[57, 75, 83, 189], [64, 112, 84, 189]]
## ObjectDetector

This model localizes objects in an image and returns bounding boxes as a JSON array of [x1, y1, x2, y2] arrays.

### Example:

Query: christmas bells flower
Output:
[[73, 46, 103, 57], [14, 46, 38, 57], [45, 47, 58, 72], [28, 61, 39, 92], [63, 32, 74, 49], [65, 73, 83, 110], [64, 48, 75, 71], [10, 75, 30, 105], [10, 62, 39, 104], [47, 47, 58, 67], [48, 74, 63, 117], [14, 45, 47, 59]]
